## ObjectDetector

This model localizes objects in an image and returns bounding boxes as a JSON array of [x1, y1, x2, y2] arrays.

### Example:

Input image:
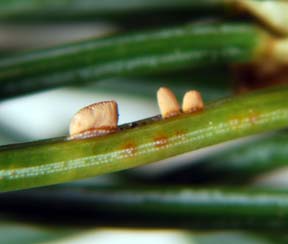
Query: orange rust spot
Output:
[[175, 130, 187, 141], [248, 110, 260, 125], [121, 142, 137, 158], [229, 110, 260, 129], [154, 135, 168, 148]]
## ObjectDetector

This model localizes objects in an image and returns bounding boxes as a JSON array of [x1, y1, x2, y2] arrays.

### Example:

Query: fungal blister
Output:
[[157, 87, 181, 119], [157, 87, 204, 118], [69, 101, 119, 140], [182, 90, 204, 113], [69, 87, 204, 139]]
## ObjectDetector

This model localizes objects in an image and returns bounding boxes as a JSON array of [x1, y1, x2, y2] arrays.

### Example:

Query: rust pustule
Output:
[[157, 87, 181, 119], [154, 135, 169, 148], [69, 101, 118, 140], [175, 130, 187, 141], [121, 142, 137, 158], [182, 90, 204, 113], [248, 110, 260, 125]]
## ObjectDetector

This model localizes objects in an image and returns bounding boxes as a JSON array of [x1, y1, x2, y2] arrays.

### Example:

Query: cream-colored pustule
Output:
[[182, 90, 204, 113], [69, 87, 205, 140], [157, 87, 181, 119], [69, 101, 118, 136]]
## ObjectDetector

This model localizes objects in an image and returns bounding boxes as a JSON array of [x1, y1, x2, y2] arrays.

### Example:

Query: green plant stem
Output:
[[0, 0, 230, 22], [1, 0, 288, 36], [2, 186, 288, 230], [0, 23, 265, 99], [0, 85, 287, 192], [132, 132, 288, 184]]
